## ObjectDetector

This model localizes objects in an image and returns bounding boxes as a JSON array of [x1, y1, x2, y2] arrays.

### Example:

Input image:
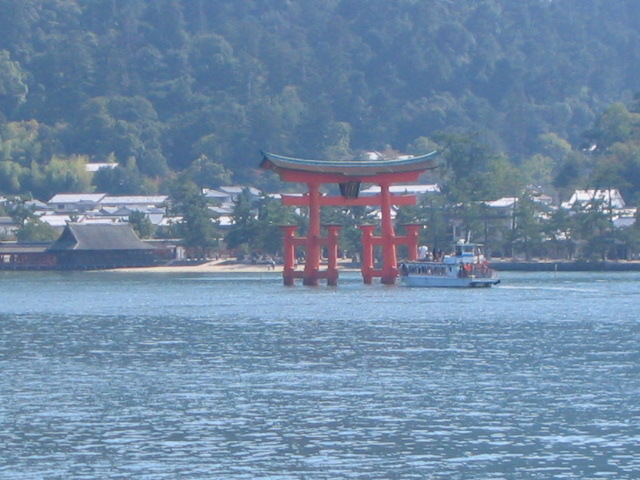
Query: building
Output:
[[359, 183, 440, 197], [0, 216, 17, 237], [561, 189, 626, 210], [47, 223, 157, 269], [47, 193, 107, 213]]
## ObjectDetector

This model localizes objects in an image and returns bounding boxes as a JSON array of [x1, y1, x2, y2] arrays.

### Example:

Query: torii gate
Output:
[[260, 151, 438, 286]]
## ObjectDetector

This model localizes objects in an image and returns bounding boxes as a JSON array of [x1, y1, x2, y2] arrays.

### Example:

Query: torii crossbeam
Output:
[[260, 151, 438, 286]]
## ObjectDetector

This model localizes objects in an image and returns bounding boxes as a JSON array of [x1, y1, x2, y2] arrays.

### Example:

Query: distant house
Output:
[[0, 216, 17, 237], [85, 163, 117, 173], [483, 197, 518, 228], [559, 189, 635, 228], [101, 195, 168, 210], [359, 183, 440, 197], [100, 195, 168, 225], [47, 223, 157, 269], [99, 206, 166, 225], [218, 185, 262, 201], [612, 208, 638, 228], [561, 189, 626, 210], [47, 193, 107, 213], [38, 213, 84, 230], [203, 188, 232, 203]]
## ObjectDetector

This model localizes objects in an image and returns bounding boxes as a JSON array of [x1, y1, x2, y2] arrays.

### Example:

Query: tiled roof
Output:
[[48, 193, 107, 204], [260, 150, 438, 176], [47, 223, 154, 251]]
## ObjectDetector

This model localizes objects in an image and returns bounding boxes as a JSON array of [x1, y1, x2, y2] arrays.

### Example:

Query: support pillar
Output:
[[281, 225, 298, 286], [404, 224, 421, 261], [359, 225, 376, 284], [379, 182, 397, 285], [325, 225, 341, 286], [303, 182, 322, 286]]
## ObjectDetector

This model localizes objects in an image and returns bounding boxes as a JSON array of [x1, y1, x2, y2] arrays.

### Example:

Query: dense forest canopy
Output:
[[1, 0, 640, 201]]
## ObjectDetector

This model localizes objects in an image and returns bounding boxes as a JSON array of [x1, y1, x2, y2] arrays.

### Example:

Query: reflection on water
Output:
[[1, 271, 640, 479]]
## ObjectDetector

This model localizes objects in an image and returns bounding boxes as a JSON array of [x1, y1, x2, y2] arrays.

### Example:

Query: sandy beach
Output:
[[115, 259, 360, 274]]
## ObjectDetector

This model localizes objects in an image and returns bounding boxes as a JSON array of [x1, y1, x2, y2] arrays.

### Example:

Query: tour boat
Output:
[[399, 241, 500, 288]]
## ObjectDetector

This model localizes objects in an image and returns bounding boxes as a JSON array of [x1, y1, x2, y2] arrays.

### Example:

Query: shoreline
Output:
[[5, 258, 640, 273], [490, 260, 640, 272], [115, 259, 640, 274], [113, 259, 362, 274]]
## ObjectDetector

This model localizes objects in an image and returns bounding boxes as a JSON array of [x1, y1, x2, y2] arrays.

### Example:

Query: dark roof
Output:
[[47, 223, 154, 251], [260, 150, 438, 177]]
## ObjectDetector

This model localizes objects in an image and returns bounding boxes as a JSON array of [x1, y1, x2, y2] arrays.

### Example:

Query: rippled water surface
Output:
[[1, 270, 640, 479]]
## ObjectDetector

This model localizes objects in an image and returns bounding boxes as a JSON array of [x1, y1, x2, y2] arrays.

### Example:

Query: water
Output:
[[1, 270, 639, 479]]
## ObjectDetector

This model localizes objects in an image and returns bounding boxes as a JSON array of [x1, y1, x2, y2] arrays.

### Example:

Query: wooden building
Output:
[[47, 223, 157, 269], [0, 243, 56, 270]]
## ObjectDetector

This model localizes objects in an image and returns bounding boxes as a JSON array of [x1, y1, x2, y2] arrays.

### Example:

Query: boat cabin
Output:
[[446, 241, 486, 265]]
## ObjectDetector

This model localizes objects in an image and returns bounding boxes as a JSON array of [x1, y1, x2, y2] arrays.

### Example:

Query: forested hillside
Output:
[[1, 0, 640, 200]]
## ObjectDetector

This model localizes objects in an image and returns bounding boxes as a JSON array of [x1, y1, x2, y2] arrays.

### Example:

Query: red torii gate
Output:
[[260, 151, 438, 286]]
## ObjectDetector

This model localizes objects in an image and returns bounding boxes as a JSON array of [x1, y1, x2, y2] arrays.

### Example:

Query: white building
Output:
[[47, 193, 107, 213], [101, 195, 168, 209], [561, 189, 626, 210], [359, 184, 440, 197]]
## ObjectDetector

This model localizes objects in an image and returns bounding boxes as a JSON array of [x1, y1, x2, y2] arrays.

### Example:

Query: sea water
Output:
[[1, 270, 639, 479]]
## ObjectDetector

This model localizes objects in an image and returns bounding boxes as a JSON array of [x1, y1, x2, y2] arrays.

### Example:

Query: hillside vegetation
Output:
[[1, 0, 640, 202]]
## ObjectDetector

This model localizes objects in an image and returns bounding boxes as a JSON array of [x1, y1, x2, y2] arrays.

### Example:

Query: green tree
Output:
[[322, 205, 377, 259], [0, 50, 28, 113], [170, 180, 220, 256], [253, 194, 298, 255], [434, 132, 502, 202], [9, 199, 36, 226], [92, 158, 150, 195], [75, 96, 168, 176], [0, 160, 26, 193], [183, 155, 233, 189], [510, 192, 544, 261], [569, 198, 613, 261], [224, 188, 260, 256], [15, 219, 58, 243], [128, 210, 155, 239], [585, 103, 640, 148], [31, 155, 93, 200]]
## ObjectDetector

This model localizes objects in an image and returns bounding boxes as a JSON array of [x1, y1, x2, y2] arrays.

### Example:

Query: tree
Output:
[[510, 192, 544, 261], [31, 155, 93, 200], [92, 158, 149, 195], [170, 179, 220, 256], [74, 96, 168, 176], [322, 205, 377, 259], [434, 132, 502, 203], [128, 210, 155, 239], [9, 198, 36, 226], [0, 50, 28, 114], [15, 219, 58, 243], [585, 103, 640, 148], [183, 155, 233, 189], [254, 194, 299, 255], [224, 188, 260, 256], [569, 198, 613, 260]]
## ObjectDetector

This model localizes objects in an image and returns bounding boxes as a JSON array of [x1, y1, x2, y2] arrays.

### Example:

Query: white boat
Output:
[[399, 241, 500, 288]]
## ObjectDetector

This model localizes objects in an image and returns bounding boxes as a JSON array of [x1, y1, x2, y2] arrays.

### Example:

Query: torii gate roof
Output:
[[260, 150, 438, 182]]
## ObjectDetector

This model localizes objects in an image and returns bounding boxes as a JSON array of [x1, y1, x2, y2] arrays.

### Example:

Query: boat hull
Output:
[[401, 275, 500, 288]]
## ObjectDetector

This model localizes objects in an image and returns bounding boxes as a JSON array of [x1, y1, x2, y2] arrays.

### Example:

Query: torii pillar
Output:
[[259, 150, 438, 285], [359, 222, 422, 285]]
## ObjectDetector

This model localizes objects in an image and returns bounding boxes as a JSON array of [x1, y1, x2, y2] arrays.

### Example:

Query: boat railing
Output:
[[399, 260, 495, 278]]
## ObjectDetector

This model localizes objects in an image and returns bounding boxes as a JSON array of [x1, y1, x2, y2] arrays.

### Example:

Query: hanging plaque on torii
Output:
[[259, 150, 438, 286]]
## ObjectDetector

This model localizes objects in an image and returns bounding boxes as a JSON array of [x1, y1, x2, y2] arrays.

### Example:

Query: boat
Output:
[[399, 241, 500, 288]]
